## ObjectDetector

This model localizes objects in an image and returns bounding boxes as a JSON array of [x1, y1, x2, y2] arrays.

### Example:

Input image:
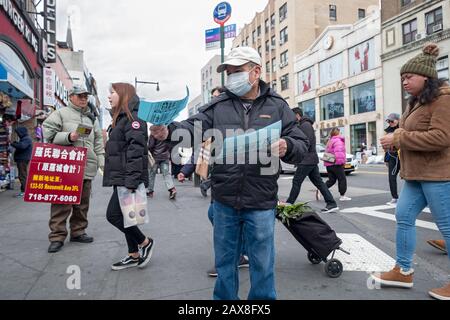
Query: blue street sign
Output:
[[205, 24, 236, 44], [214, 2, 232, 25]]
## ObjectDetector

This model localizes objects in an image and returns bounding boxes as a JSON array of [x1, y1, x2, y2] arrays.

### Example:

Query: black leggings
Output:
[[326, 165, 348, 196], [106, 187, 146, 254]]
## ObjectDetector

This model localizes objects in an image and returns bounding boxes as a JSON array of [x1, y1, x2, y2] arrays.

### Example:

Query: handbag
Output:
[[195, 139, 212, 180], [148, 152, 156, 168], [322, 152, 336, 164], [117, 183, 149, 229]]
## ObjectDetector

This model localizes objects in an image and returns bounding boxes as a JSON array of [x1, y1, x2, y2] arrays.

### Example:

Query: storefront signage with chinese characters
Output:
[[25, 144, 88, 205]]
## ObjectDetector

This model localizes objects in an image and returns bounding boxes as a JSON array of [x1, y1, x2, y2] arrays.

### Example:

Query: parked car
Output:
[[280, 144, 358, 175]]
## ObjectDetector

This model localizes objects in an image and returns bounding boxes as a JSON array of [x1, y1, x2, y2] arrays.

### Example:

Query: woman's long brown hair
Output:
[[111, 83, 136, 128]]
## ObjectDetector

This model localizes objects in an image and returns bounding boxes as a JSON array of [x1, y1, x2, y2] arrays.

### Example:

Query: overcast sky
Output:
[[53, 0, 268, 124]]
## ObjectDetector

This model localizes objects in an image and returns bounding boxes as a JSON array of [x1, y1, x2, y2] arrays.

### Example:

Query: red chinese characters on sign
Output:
[[24, 143, 88, 205]]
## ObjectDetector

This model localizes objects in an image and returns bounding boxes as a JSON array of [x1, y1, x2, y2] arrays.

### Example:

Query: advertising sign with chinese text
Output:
[[25, 144, 88, 205]]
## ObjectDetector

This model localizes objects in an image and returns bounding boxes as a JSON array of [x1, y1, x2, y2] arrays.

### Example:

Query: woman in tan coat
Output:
[[373, 43, 450, 300]]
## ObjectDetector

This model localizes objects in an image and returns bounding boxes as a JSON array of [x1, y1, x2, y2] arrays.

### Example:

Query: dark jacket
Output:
[[168, 80, 309, 210], [103, 95, 149, 189], [297, 117, 319, 165], [384, 125, 399, 160], [12, 127, 32, 162], [148, 136, 171, 162]]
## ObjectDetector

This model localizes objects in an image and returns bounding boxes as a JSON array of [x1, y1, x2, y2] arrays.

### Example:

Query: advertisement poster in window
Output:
[[319, 54, 343, 86], [298, 67, 315, 94], [349, 39, 375, 76]]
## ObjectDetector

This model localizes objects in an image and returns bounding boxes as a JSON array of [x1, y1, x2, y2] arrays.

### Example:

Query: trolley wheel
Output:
[[307, 252, 322, 265], [324, 259, 343, 278]]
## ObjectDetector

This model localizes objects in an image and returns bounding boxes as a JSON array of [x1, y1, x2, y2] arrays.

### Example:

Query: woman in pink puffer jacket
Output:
[[324, 128, 351, 201]]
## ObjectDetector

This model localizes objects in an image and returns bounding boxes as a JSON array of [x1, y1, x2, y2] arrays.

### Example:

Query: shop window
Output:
[[350, 81, 376, 115], [298, 99, 316, 122], [320, 91, 344, 121], [350, 123, 367, 155]]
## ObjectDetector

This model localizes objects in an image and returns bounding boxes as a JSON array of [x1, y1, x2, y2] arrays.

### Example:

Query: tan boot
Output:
[[427, 240, 447, 254], [429, 283, 450, 300], [371, 266, 414, 288]]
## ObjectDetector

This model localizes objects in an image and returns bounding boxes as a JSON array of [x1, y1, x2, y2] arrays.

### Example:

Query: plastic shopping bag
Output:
[[117, 183, 149, 229]]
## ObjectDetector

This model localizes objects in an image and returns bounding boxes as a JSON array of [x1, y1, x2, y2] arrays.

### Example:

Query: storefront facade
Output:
[[294, 11, 385, 155], [0, 0, 44, 190]]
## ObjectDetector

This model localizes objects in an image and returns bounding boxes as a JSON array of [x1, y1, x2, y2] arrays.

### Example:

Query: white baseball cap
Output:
[[217, 47, 262, 73]]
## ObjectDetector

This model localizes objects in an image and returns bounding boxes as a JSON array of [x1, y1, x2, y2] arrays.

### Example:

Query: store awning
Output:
[[0, 57, 34, 100]]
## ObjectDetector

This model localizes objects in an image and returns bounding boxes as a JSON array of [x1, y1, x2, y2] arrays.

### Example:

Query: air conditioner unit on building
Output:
[[432, 23, 443, 33], [280, 40, 285, 46], [279, 62, 288, 69], [270, 45, 276, 51], [415, 33, 424, 41]]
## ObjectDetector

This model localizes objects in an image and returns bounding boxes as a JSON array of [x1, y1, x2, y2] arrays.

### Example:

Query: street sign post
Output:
[[213, 2, 232, 86]]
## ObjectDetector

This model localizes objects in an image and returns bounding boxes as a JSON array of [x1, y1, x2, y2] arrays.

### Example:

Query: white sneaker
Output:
[[387, 199, 398, 206], [339, 196, 352, 201]]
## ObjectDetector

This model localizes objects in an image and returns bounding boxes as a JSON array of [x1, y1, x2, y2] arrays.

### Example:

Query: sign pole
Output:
[[220, 23, 225, 87]]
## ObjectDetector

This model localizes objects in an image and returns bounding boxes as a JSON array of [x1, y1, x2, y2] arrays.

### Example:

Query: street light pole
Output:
[[135, 77, 160, 92]]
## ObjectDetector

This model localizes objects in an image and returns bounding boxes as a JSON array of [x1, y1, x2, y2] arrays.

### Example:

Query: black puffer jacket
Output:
[[297, 117, 319, 165], [103, 95, 149, 189], [168, 80, 309, 210]]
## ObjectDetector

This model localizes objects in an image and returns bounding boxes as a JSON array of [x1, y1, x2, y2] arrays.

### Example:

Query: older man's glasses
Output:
[[76, 94, 89, 99]]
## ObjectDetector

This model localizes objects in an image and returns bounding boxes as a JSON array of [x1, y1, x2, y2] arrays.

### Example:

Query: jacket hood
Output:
[[15, 127, 29, 138], [299, 117, 314, 126], [128, 94, 140, 113], [332, 135, 345, 143]]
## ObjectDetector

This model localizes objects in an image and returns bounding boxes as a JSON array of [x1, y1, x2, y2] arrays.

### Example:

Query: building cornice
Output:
[[381, 28, 450, 61]]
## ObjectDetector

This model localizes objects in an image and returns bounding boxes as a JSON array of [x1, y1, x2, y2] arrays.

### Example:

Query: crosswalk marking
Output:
[[340, 205, 438, 231], [333, 234, 395, 272]]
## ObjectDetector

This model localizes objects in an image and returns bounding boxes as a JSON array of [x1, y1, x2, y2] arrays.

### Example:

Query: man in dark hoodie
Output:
[[286, 108, 339, 213], [11, 127, 32, 197]]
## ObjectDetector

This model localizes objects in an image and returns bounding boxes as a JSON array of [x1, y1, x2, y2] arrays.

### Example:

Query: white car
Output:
[[281, 144, 358, 175]]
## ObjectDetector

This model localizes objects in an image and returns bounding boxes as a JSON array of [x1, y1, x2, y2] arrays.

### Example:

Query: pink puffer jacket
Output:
[[324, 135, 347, 167]]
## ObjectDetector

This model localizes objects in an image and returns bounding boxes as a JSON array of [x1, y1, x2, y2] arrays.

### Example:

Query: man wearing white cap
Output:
[[151, 47, 309, 300], [43, 85, 105, 253]]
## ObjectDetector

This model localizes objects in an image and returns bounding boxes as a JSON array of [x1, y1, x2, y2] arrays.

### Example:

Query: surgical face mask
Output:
[[225, 68, 257, 97]]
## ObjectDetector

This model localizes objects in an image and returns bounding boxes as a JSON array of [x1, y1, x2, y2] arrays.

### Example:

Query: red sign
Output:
[[24, 143, 88, 205]]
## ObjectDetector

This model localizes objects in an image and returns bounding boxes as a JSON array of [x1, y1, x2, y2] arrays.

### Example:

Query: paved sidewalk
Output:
[[0, 175, 446, 300]]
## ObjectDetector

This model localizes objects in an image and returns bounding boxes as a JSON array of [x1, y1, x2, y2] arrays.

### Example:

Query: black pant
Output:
[[287, 165, 337, 206], [106, 187, 146, 254], [326, 165, 347, 196], [388, 156, 401, 199], [17, 161, 29, 192], [201, 179, 211, 190]]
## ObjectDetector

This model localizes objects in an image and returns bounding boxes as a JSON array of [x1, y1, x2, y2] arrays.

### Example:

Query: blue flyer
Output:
[[138, 87, 189, 125]]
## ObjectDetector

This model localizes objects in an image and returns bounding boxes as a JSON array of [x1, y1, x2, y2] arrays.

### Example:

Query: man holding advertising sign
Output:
[[43, 85, 105, 253]]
